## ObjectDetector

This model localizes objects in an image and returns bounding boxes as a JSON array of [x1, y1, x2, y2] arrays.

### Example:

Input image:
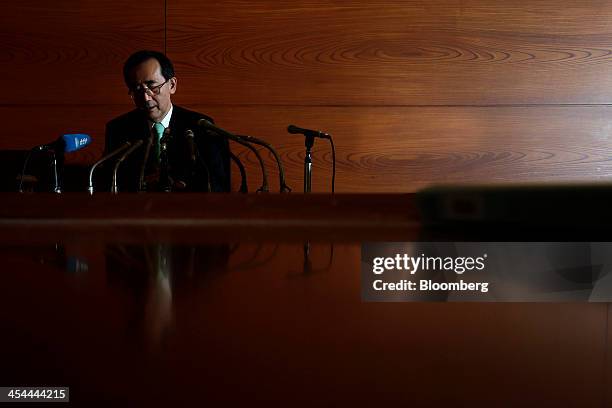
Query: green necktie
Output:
[[153, 122, 165, 160]]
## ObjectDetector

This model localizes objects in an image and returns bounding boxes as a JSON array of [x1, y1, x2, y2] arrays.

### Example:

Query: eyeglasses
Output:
[[128, 79, 169, 98]]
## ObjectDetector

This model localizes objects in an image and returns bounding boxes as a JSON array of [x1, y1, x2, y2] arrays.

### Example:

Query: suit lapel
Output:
[[169, 105, 183, 140]]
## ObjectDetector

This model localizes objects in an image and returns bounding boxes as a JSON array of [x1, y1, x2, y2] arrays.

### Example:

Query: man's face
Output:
[[127, 58, 176, 122]]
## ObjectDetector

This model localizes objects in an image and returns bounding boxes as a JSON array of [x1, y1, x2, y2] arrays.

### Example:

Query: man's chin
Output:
[[141, 107, 160, 121]]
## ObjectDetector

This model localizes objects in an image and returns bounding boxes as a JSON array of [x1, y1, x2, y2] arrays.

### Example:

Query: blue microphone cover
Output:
[[62, 133, 91, 153]]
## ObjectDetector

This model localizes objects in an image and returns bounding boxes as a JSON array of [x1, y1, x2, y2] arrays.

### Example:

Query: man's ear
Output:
[[169, 77, 177, 94]]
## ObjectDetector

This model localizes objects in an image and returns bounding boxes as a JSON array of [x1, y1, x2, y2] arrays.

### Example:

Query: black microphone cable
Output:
[[236, 134, 291, 193], [329, 137, 336, 193], [230, 151, 248, 193], [199, 119, 269, 193]]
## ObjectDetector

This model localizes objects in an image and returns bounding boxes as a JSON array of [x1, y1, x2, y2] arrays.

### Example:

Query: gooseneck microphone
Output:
[[159, 128, 172, 192], [198, 119, 269, 193], [287, 125, 330, 140], [184, 129, 213, 192], [20, 134, 92, 193], [111, 140, 144, 194], [185, 129, 197, 163], [160, 127, 172, 153], [236, 134, 291, 193], [138, 136, 154, 192], [88, 141, 133, 194], [36, 133, 92, 153]]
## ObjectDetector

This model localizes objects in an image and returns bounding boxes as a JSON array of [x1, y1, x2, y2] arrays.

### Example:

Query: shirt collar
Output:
[[149, 104, 173, 129]]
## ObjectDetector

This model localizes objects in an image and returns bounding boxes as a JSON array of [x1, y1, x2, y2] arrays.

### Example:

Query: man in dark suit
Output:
[[104, 50, 230, 192]]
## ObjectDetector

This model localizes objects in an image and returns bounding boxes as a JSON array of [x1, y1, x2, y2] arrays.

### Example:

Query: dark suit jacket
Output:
[[104, 105, 230, 192]]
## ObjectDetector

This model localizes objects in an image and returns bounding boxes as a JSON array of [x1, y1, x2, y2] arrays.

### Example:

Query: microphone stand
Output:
[[302, 136, 314, 265], [184, 129, 211, 192], [18, 150, 34, 193], [51, 151, 61, 193], [159, 135, 172, 193], [139, 137, 154, 192], [112, 140, 144, 194], [199, 120, 269, 193], [304, 135, 314, 193], [88, 141, 133, 194], [287, 125, 334, 193]]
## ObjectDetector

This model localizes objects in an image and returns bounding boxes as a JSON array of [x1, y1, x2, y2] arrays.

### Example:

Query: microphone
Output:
[[184, 129, 212, 192], [236, 134, 291, 193], [36, 133, 92, 153], [139, 136, 154, 192], [20, 134, 92, 193], [160, 127, 172, 155], [185, 129, 197, 163], [287, 124, 335, 193], [111, 140, 144, 194], [158, 128, 173, 192], [87, 141, 133, 194], [287, 125, 330, 139], [198, 119, 270, 193]]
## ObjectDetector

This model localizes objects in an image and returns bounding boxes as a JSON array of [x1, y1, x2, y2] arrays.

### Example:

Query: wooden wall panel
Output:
[[3, 0, 612, 192], [168, 0, 612, 105], [184, 105, 612, 192], [0, 105, 126, 166], [10, 104, 611, 193], [0, 0, 164, 105], [0, 0, 164, 182]]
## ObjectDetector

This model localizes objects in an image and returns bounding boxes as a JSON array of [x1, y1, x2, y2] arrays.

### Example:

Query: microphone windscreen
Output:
[[198, 118, 214, 128], [62, 134, 91, 153], [287, 125, 302, 134], [185, 129, 196, 162]]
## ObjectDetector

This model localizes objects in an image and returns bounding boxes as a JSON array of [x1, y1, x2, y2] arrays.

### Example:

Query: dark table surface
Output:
[[0, 193, 610, 406]]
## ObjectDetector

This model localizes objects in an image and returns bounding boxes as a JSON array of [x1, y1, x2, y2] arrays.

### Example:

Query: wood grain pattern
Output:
[[3, 0, 612, 192], [4, 1, 612, 402], [3, 104, 612, 193], [168, 0, 612, 105], [188, 105, 612, 192], [0, 0, 164, 105], [0, 105, 128, 166]]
